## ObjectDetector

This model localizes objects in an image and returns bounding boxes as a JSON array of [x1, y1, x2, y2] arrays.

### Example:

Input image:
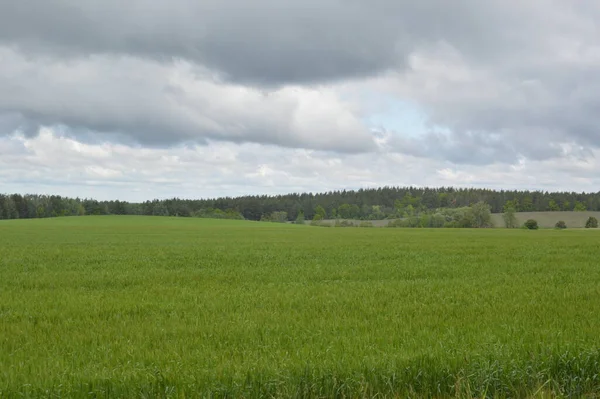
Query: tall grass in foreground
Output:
[[1, 216, 600, 397]]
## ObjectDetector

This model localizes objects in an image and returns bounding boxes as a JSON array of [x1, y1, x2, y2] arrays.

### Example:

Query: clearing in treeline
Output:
[[2, 216, 600, 397]]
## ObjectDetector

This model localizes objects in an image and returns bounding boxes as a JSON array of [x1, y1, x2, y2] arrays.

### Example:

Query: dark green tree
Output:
[[524, 219, 539, 230], [585, 217, 598, 228]]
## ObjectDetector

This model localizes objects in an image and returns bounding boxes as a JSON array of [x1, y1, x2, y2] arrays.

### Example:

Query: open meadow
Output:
[[2, 216, 600, 398]]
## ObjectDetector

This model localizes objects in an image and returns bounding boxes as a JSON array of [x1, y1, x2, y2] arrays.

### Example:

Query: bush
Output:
[[386, 217, 419, 228], [335, 220, 356, 228], [359, 221, 373, 228], [310, 220, 330, 227], [555, 220, 567, 229], [194, 208, 244, 220], [261, 211, 288, 223], [386, 219, 404, 228], [524, 219, 539, 230], [586, 216, 599, 228], [430, 213, 446, 228]]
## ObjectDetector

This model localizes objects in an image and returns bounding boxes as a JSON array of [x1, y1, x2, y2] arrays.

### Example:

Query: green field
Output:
[[2, 216, 600, 398]]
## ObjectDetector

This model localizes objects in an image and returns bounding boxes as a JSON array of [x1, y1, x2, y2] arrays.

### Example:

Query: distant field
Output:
[[320, 211, 600, 228], [491, 211, 600, 228], [2, 216, 600, 397]]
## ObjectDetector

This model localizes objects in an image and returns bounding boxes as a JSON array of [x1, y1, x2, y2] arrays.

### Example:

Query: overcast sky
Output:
[[1, 1, 600, 201]]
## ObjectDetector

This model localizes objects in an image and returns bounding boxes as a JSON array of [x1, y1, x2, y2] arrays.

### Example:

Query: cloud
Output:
[[2, 1, 581, 84], [365, 16, 600, 162], [2, 0, 600, 198], [2, 130, 599, 202], [0, 47, 375, 152], [0, 0, 407, 85]]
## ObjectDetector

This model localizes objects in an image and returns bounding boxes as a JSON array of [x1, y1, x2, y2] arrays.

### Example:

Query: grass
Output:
[[2, 216, 600, 397]]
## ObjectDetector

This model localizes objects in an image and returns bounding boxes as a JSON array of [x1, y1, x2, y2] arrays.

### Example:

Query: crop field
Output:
[[2, 216, 600, 398]]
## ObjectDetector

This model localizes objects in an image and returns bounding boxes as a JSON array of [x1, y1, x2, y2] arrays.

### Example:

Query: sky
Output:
[[1, 1, 600, 201]]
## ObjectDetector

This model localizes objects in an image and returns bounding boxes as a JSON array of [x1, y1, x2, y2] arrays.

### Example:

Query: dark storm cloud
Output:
[[0, 0, 549, 85], [0, 0, 405, 85]]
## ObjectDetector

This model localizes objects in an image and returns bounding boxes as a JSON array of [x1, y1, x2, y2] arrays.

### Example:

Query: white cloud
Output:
[[1, 130, 599, 202]]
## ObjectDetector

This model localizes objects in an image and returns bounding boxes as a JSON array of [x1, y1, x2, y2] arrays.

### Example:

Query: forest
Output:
[[1, 187, 599, 222]]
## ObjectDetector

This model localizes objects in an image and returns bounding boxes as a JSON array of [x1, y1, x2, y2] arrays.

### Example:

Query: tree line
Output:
[[1, 187, 600, 221]]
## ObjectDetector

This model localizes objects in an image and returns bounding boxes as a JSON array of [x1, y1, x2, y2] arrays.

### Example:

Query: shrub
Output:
[[404, 216, 421, 228], [386, 219, 404, 228], [438, 207, 473, 228], [261, 211, 288, 223], [555, 220, 567, 229], [430, 213, 446, 228], [310, 220, 330, 227], [524, 219, 539, 230], [386, 217, 419, 228], [444, 220, 460, 228], [586, 216, 599, 228], [335, 220, 356, 228], [194, 208, 244, 220], [359, 221, 373, 228]]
